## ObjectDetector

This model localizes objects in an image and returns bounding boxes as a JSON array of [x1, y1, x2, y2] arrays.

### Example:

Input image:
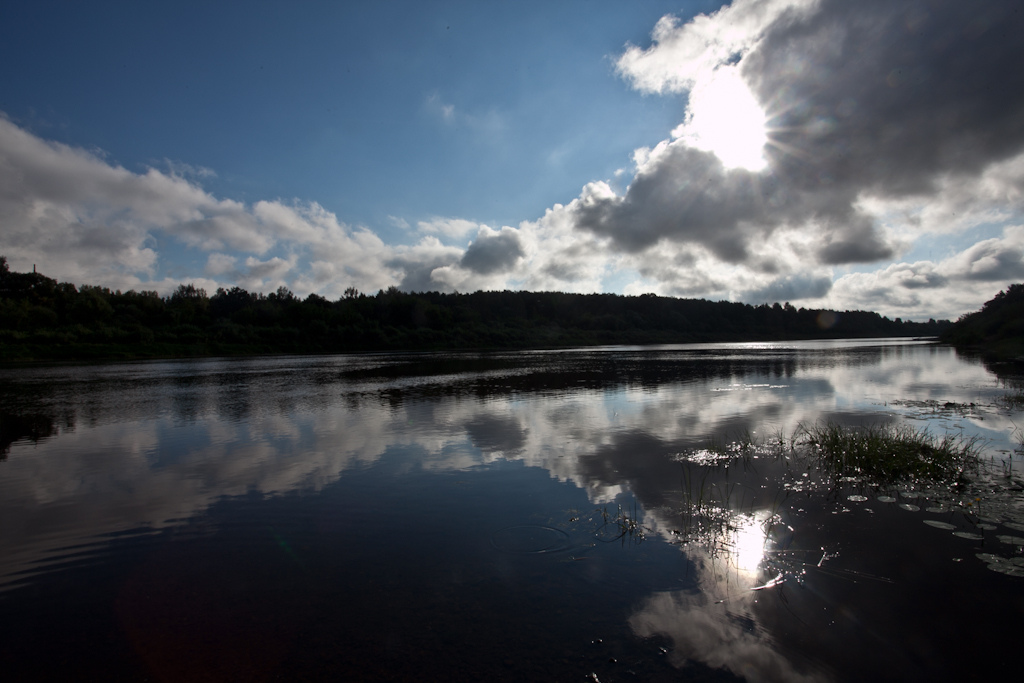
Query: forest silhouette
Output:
[[0, 256, 953, 362]]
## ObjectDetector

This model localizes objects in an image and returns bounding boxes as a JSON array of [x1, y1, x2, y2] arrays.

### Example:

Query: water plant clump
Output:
[[796, 421, 980, 484], [998, 389, 1024, 410]]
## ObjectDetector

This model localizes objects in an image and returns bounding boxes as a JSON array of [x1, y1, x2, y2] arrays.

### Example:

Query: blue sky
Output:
[[2, 1, 697, 235], [2, 0, 1024, 320]]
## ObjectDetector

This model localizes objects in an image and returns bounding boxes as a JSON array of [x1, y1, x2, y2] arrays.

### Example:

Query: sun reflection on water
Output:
[[665, 502, 776, 591], [732, 514, 769, 581]]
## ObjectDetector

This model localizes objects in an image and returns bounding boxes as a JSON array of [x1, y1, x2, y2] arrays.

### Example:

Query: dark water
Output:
[[1, 340, 1022, 682]]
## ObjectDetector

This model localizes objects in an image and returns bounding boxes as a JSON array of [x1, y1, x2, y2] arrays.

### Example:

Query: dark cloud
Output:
[[580, 0, 1024, 269], [815, 215, 896, 264], [459, 228, 524, 274], [898, 270, 948, 289], [465, 414, 527, 454], [386, 252, 457, 292], [741, 273, 833, 303], [752, 0, 1024, 197], [572, 141, 896, 265], [541, 260, 586, 282], [572, 146, 776, 260]]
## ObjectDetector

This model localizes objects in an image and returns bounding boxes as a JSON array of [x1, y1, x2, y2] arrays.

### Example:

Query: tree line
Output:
[[0, 257, 952, 362], [940, 284, 1024, 360]]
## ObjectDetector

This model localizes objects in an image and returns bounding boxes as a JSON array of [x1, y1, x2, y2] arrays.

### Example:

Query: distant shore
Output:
[[0, 258, 955, 364]]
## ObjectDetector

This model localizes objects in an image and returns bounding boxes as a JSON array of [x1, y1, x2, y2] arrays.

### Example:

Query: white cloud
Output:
[[416, 217, 480, 239], [821, 226, 1024, 319], [237, 255, 296, 292], [546, 0, 1024, 318], [0, 115, 402, 298], [163, 159, 216, 179], [615, 0, 818, 95], [855, 151, 1024, 240], [3, 0, 1024, 321], [518, 206, 615, 293], [388, 215, 411, 230], [426, 92, 456, 122], [204, 253, 236, 276]]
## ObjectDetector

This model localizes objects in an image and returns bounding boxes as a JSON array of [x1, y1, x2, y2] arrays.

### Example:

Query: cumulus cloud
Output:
[[826, 226, 1024, 319], [4, 0, 1024, 320], [0, 115, 401, 297], [0, 114, 533, 300], [740, 272, 832, 304], [236, 255, 296, 292], [385, 236, 464, 292], [616, 0, 817, 95], [459, 225, 524, 275], [570, 150, 774, 260], [514, 205, 616, 293], [424, 225, 528, 292], [204, 253, 237, 276], [750, 0, 1024, 196], [551, 0, 1024, 313]]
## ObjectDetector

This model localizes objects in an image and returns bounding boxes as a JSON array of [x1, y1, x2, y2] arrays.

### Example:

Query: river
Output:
[[1, 339, 1022, 681]]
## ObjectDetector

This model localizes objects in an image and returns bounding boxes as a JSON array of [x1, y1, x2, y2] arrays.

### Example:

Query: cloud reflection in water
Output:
[[0, 340, 1019, 683], [0, 342, 1012, 589], [628, 496, 829, 683]]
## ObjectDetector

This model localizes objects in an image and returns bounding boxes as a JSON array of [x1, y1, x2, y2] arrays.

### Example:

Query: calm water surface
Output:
[[1, 339, 1022, 681]]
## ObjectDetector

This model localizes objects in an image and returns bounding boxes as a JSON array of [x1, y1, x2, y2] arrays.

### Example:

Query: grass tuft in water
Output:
[[998, 390, 1024, 410], [598, 500, 647, 544], [796, 421, 980, 484], [998, 379, 1024, 409]]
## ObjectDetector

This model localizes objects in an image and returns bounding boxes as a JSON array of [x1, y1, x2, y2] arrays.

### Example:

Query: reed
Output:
[[796, 421, 980, 483]]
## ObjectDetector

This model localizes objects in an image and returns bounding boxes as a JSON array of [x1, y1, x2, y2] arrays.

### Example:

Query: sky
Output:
[[2, 0, 1023, 321]]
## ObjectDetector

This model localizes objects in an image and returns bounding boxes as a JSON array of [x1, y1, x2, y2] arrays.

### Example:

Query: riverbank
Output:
[[1, 261, 951, 363]]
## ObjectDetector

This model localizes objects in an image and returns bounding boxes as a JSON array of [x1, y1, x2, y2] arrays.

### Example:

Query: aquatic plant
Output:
[[997, 388, 1024, 409], [598, 500, 648, 544], [796, 421, 980, 484]]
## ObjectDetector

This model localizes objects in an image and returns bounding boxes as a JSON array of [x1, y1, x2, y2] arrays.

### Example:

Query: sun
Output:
[[675, 67, 768, 172]]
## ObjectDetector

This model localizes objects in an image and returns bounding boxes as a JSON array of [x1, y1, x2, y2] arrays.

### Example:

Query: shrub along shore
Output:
[[0, 257, 952, 362]]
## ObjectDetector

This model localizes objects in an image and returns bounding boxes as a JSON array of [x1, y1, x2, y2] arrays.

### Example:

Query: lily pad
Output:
[[847, 495, 868, 502], [899, 503, 920, 512], [877, 495, 896, 503], [986, 563, 1024, 577], [996, 535, 1024, 545], [976, 553, 1024, 577], [923, 520, 957, 530]]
